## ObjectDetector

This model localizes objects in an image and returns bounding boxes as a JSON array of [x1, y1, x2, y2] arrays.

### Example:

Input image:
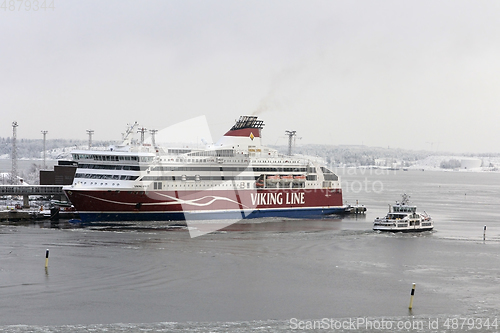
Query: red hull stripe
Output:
[[64, 189, 342, 213]]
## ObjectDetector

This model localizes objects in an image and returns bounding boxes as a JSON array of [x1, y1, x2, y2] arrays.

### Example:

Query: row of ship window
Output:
[[186, 149, 235, 157], [152, 182, 308, 189], [78, 164, 144, 171], [153, 183, 253, 189], [151, 182, 306, 189], [72, 151, 236, 161], [73, 154, 154, 162], [75, 164, 318, 174], [145, 175, 258, 181], [151, 166, 315, 172], [74, 174, 318, 181], [143, 175, 318, 181], [74, 174, 139, 180], [75, 182, 309, 189], [73, 154, 315, 167]]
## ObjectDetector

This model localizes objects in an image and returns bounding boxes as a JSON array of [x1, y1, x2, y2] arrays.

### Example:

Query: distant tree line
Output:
[[272, 144, 434, 167]]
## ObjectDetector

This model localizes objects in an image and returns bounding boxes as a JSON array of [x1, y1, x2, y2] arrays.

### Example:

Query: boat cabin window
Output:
[[393, 206, 416, 213], [320, 166, 333, 173], [319, 166, 338, 181], [169, 148, 192, 154], [72, 154, 148, 162], [215, 149, 235, 157], [388, 213, 407, 219], [75, 173, 139, 181]]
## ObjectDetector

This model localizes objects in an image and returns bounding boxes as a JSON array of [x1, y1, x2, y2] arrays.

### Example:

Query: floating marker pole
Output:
[[409, 283, 416, 309], [483, 225, 487, 242], [45, 249, 49, 268]]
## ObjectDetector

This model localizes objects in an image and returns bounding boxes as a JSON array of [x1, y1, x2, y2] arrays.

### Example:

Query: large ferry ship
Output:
[[63, 116, 345, 222]]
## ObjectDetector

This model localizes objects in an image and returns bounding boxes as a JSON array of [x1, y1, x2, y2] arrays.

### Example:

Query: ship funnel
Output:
[[215, 116, 265, 148]]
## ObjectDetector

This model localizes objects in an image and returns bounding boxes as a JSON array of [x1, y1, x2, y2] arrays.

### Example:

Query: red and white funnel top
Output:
[[216, 116, 265, 148]]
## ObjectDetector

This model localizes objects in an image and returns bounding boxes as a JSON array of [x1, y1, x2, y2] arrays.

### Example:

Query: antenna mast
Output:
[[137, 127, 147, 145]]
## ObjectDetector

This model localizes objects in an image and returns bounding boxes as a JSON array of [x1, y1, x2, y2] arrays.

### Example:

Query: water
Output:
[[2, 169, 500, 332]]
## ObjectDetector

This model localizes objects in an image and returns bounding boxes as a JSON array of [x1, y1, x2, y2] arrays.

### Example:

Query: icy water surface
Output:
[[1, 170, 500, 332]]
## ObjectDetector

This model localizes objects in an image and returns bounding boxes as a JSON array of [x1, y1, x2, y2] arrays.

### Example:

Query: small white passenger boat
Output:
[[373, 194, 433, 232]]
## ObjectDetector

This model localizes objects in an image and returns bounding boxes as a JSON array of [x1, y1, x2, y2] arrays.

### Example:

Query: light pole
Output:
[[137, 127, 147, 145], [285, 130, 296, 156], [86, 129, 94, 150], [150, 129, 158, 148], [11, 121, 18, 184], [41, 130, 48, 169]]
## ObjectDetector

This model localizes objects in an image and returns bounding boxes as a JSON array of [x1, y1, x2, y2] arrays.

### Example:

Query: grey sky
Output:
[[2, 0, 500, 153]]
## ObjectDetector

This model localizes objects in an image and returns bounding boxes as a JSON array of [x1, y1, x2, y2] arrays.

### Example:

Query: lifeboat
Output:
[[266, 175, 281, 182], [293, 175, 306, 182], [281, 175, 293, 182]]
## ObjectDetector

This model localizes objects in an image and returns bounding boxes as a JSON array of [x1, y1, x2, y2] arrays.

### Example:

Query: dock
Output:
[[347, 205, 367, 214], [345, 200, 367, 214], [0, 185, 65, 208]]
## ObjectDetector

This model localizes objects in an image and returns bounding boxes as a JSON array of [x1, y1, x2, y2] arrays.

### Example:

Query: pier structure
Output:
[[0, 185, 64, 208]]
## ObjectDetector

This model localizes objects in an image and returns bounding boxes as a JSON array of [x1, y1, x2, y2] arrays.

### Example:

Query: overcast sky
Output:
[[2, 0, 500, 153]]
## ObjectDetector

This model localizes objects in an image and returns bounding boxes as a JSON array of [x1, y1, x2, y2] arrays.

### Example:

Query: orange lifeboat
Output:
[[293, 175, 306, 182], [266, 175, 280, 182]]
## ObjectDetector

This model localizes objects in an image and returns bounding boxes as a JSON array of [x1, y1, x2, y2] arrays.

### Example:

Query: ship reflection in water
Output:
[[29, 216, 345, 233]]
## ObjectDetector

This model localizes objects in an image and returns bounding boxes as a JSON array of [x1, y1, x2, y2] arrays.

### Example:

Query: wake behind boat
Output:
[[63, 116, 345, 222], [373, 194, 433, 232]]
